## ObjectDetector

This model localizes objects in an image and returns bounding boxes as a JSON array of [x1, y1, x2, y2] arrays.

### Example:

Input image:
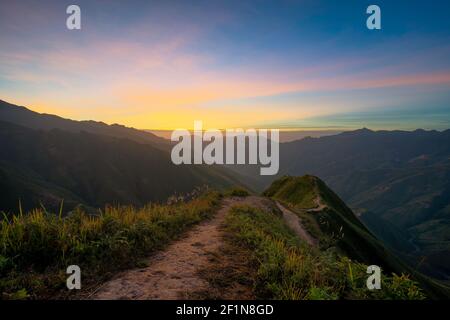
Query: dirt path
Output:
[[92, 196, 317, 300], [307, 194, 327, 213], [276, 202, 318, 246], [92, 197, 255, 300]]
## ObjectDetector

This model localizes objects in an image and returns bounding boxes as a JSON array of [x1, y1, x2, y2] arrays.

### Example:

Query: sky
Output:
[[0, 0, 450, 130]]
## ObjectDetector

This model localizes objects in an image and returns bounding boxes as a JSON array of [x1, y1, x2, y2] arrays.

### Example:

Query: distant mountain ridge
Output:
[[0, 100, 241, 213], [0, 99, 169, 149]]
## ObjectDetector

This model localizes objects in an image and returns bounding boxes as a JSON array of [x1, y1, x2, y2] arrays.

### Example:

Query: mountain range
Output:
[[0, 100, 240, 213], [0, 99, 449, 282], [229, 127, 450, 281]]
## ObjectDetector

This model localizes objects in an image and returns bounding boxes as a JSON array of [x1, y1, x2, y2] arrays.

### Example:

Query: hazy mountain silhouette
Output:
[[0, 100, 241, 213], [0, 99, 168, 149]]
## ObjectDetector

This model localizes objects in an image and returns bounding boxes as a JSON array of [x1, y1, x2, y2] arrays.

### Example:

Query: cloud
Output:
[[1, 0, 450, 130]]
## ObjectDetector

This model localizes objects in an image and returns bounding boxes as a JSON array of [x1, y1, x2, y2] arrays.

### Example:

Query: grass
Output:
[[224, 204, 426, 300], [263, 175, 317, 209], [0, 191, 221, 299], [265, 176, 403, 267], [264, 175, 450, 299], [225, 187, 251, 197]]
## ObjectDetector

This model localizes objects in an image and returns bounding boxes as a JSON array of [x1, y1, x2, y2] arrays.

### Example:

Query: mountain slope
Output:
[[263, 175, 450, 299], [230, 129, 450, 280], [280, 129, 450, 280], [0, 120, 239, 213], [0, 99, 168, 149], [264, 175, 402, 269], [0, 99, 249, 213]]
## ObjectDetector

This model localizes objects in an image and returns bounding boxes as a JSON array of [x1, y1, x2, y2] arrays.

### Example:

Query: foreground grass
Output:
[[0, 191, 221, 299], [224, 204, 426, 300]]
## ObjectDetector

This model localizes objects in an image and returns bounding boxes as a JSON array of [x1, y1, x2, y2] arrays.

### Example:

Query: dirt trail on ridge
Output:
[[92, 196, 316, 300], [92, 196, 263, 300], [275, 202, 318, 246]]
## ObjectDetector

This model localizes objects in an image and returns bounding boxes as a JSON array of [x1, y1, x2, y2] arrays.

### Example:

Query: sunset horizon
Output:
[[1, 0, 449, 131]]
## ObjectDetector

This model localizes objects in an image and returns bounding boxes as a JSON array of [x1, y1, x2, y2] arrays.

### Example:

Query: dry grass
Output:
[[0, 191, 221, 299]]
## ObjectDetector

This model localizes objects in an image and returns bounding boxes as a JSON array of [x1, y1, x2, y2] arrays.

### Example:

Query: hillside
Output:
[[0, 100, 168, 149], [263, 175, 450, 299], [229, 129, 450, 280], [281, 129, 450, 280], [0, 186, 437, 300], [0, 120, 241, 214], [0, 191, 222, 299], [0, 100, 249, 213], [264, 175, 405, 270]]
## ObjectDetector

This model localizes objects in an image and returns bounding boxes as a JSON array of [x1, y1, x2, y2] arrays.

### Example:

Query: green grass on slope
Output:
[[263, 175, 317, 209], [264, 175, 390, 264], [264, 175, 450, 299], [0, 191, 221, 299], [225, 204, 425, 300]]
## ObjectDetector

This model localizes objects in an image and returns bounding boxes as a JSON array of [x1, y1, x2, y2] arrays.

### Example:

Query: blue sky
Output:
[[0, 0, 449, 130]]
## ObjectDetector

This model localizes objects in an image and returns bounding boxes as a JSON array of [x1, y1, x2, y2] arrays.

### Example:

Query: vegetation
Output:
[[0, 191, 221, 299], [225, 187, 251, 197], [263, 175, 317, 209], [265, 176, 401, 265], [0, 173, 447, 300], [224, 204, 426, 300], [264, 175, 450, 299], [229, 128, 450, 281], [258, 128, 450, 280]]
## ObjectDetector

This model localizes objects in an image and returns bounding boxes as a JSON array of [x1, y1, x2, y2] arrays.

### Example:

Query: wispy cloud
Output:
[[1, 0, 450, 130]]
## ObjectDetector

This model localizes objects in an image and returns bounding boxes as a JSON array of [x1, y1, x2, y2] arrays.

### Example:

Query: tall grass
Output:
[[225, 205, 426, 300], [0, 191, 221, 299]]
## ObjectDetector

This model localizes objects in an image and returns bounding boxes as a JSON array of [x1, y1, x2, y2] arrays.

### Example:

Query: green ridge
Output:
[[263, 175, 450, 299]]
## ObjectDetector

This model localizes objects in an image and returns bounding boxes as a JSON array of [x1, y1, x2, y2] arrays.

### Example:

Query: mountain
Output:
[[264, 175, 406, 270], [229, 128, 450, 280], [0, 101, 242, 213], [1, 99, 449, 281], [0, 99, 168, 149], [263, 175, 450, 299], [278, 129, 450, 280]]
